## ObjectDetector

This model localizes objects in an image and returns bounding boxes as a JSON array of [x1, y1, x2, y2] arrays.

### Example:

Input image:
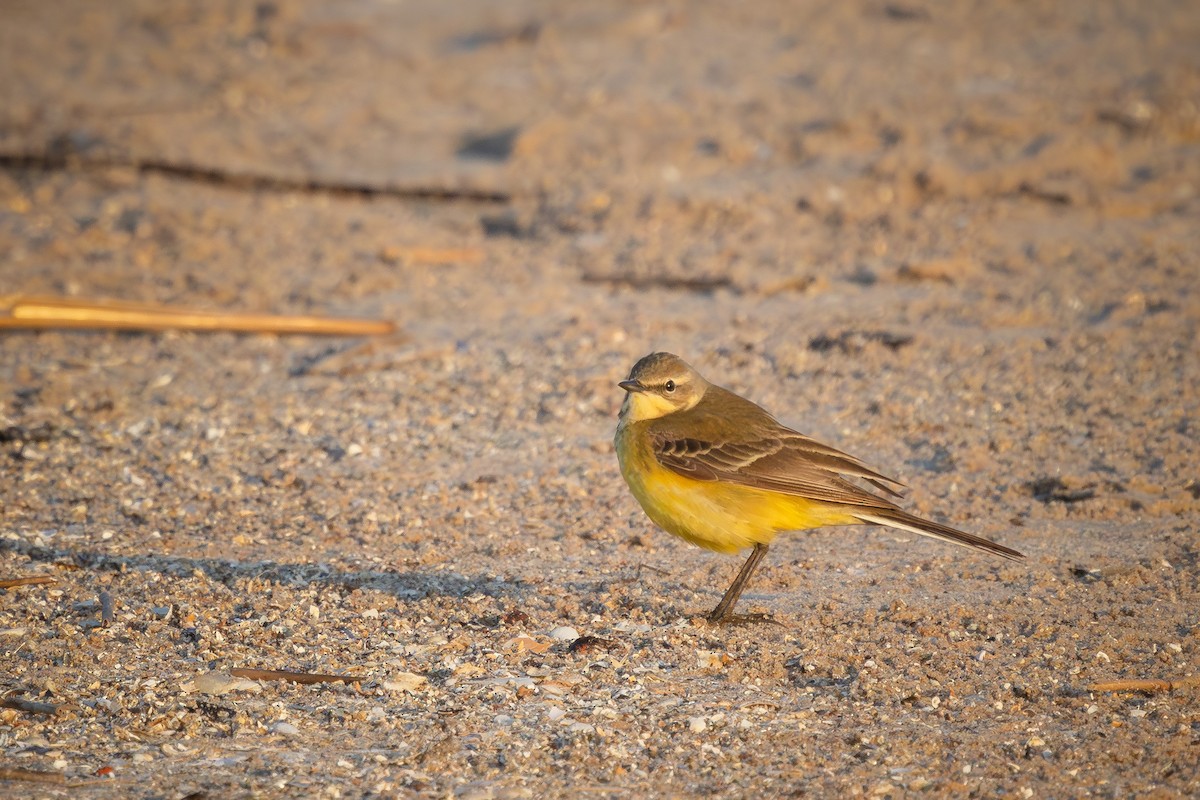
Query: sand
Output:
[[1, 1, 1198, 796]]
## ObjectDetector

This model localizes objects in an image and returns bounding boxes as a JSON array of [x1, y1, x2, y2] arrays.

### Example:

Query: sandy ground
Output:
[[2, 1, 1199, 796]]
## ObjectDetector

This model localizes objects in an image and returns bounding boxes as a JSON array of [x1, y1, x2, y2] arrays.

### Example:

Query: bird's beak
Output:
[[618, 379, 644, 393]]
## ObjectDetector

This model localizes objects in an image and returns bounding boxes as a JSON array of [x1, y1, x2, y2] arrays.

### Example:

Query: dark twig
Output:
[[99, 590, 115, 627], [0, 576, 57, 590], [229, 668, 362, 685], [0, 152, 511, 204], [1088, 676, 1200, 695], [580, 272, 734, 293], [1, 697, 59, 716], [0, 767, 66, 785]]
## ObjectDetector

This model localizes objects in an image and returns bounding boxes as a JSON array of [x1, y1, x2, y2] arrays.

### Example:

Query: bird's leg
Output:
[[707, 543, 778, 625]]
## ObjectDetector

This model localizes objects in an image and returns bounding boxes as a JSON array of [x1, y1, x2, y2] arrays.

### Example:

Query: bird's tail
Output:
[[854, 510, 1025, 562]]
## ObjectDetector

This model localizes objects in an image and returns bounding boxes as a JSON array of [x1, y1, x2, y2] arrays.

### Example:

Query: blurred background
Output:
[[4, 0, 1197, 305]]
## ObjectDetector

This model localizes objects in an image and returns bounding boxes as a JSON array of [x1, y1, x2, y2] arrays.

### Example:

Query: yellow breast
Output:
[[615, 421, 856, 554]]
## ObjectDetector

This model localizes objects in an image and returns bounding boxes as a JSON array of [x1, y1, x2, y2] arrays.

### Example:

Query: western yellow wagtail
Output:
[[614, 352, 1024, 623]]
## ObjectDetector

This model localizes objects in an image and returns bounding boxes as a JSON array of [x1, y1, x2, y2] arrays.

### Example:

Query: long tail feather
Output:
[[854, 511, 1025, 562]]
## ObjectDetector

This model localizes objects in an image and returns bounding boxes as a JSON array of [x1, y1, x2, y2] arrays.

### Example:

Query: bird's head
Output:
[[618, 352, 709, 421]]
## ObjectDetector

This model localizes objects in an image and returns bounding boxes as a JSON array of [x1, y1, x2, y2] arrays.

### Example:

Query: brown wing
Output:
[[651, 428, 906, 509], [645, 385, 1025, 561]]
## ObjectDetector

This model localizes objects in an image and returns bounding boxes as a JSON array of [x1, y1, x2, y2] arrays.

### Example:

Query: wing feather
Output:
[[642, 384, 1024, 560], [651, 428, 905, 509]]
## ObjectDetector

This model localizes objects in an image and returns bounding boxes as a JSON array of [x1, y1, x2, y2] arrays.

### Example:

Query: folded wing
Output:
[[651, 428, 1024, 561], [652, 430, 903, 505]]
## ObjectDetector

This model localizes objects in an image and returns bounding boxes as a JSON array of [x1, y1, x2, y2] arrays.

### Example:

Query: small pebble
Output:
[[189, 671, 262, 695], [383, 672, 427, 693], [549, 626, 580, 641], [688, 716, 707, 733]]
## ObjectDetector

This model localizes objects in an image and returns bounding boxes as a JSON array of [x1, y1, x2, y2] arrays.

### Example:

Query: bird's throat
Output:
[[620, 390, 680, 422]]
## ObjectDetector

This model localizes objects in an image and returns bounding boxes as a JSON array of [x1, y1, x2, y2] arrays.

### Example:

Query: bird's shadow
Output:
[[0, 537, 524, 601]]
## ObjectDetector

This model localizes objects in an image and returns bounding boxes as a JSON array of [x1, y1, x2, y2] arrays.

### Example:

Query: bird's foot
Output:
[[704, 611, 783, 627]]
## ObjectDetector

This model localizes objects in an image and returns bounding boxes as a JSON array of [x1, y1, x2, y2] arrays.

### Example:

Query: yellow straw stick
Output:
[[0, 294, 395, 336]]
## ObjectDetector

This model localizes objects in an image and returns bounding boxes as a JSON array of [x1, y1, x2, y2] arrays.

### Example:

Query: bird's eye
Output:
[[664, 380, 676, 393]]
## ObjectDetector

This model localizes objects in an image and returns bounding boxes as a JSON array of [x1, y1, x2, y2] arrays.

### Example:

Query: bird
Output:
[[614, 352, 1024, 623]]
